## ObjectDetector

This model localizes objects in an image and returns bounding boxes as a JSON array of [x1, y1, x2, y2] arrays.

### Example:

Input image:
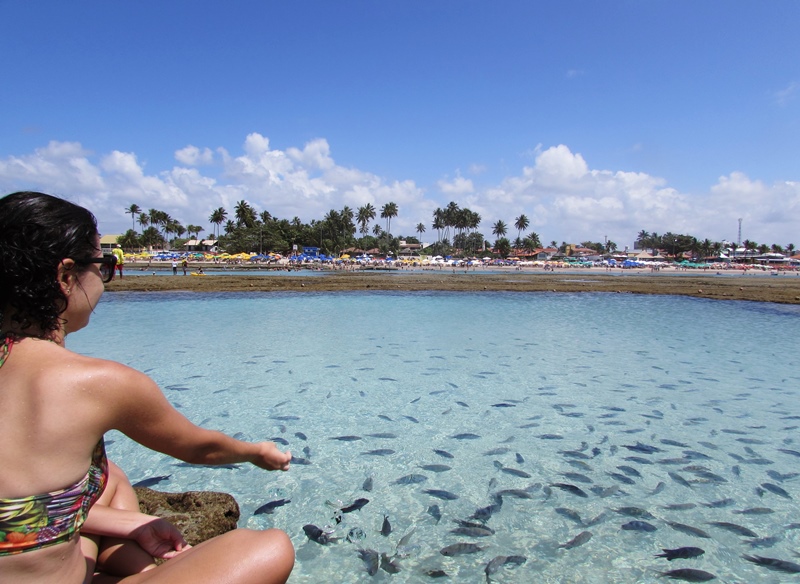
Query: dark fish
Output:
[[270, 437, 289, 446], [622, 520, 656, 532], [608, 472, 636, 485], [426, 569, 449, 578], [742, 555, 800, 573], [515, 453, 525, 464], [495, 488, 535, 499], [362, 477, 374, 492], [500, 467, 532, 478], [451, 433, 481, 440], [427, 504, 442, 522], [551, 483, 589, 498], [357, 548, 379, 575], [616, 465, 642, 478], [555, 508, 583, 524], [329, 435, 362, 441], [303, 524, 334, 544], [367, 432, 398, 439], [440, 543, 485, 556], [254, 498, 290, 515], [294, 431, 307, 440], [665, 521, 711, 539], [380, 515, 392, 536], [341, 498, 370, 513], [132, 475, 171, 488], [614, 507, 655, 519], [434, 448, 455, 459], [289, 456, 311, 465], [561, 472, 593, 484], [403, 415, 419, 423], [423, 489, 459, 500], [485, 556, 509, 580], [661, 439, 690, 447], [733, 507, 774, 515], [662, 503, 696, 511], [483, 447, 511, 456], [707, 522, 758, 537], [451, 525, 494, 537], [622, 442, 663, 454], [761, 483, 791, 499], [362, 449, 395, 456], [655, 547, 705, 561], [660, 568, 716, 581], [492, 403, 516, 408], [393, 474, 428, 485], [420, 464, 451, 473], [380, 553, 401, 574], [668, 472, 693, 488], [559, 530, 592, 549]]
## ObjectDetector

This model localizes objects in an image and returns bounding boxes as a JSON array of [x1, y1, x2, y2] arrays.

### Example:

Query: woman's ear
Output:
[[57, 259, 77, 296]]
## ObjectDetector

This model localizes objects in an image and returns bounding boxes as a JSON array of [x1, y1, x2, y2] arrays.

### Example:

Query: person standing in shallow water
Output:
[[0, 192, 295, 584], [112, 244, 125, 278]]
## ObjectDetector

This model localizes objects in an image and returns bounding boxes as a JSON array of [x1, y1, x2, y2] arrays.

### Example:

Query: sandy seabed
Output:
[[107, 266, 800, 305]]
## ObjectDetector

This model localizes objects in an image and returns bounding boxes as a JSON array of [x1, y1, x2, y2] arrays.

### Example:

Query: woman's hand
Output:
[[252, 442, 292, 471], [130, 516, 192, 559]]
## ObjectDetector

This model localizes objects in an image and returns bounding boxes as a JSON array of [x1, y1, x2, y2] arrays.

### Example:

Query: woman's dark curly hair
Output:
[[0, 191, 100, 335]]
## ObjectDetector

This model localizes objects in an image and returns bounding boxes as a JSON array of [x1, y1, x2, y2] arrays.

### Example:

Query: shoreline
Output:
[[106, 268, 800, 304]]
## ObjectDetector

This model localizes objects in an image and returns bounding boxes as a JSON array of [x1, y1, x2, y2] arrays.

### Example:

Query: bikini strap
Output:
[[0, 334, 13, 368]]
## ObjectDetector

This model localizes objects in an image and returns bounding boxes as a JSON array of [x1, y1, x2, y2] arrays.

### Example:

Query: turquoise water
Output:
[[69, 291, 800, 583]]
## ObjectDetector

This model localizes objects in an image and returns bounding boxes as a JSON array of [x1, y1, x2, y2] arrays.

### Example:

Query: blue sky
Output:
[[1, 1, 798, 249]]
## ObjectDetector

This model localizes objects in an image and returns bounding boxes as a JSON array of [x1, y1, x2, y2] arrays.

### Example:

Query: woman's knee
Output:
[[227, 529, 295, 580]]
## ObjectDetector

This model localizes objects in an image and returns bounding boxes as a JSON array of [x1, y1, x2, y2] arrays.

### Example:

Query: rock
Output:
[[135, 488, 240, 546]]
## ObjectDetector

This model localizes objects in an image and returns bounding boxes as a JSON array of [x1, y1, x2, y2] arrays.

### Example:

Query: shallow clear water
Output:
[[69, 291, 800, 583]]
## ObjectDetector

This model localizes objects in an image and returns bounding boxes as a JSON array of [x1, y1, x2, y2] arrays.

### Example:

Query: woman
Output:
[[0, 192, 295, 583]]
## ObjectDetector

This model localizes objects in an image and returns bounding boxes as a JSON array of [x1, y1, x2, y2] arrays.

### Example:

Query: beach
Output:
[[107, 267, 800, 304]]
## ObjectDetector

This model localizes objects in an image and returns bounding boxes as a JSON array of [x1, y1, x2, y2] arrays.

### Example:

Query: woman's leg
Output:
[[116, 528, 294, 584]]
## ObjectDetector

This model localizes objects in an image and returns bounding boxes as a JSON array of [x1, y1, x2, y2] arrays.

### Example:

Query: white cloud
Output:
[[774, 81, 798, 106], [0, 137, 797, 248], [175, 145, 214, 166]]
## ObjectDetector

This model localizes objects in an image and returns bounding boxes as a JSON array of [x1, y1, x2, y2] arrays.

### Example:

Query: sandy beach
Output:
[[106, 266, 800, 304]]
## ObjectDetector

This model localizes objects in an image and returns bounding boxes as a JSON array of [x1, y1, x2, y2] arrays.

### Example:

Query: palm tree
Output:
[[235, 200, 256, 228], [416, 223, 426, 242], [514, 214, 529, 241], [137, 212, 150, 231], [494, 237, 511, 258], [357, 204, 376, 235], [125, 204, 141, 232], [380, 202, 398, 235], [636, 230, 650, 250], [492, 220, 507, 239], [186, 225, 204, 240], [209, 207, 227, 238], [786, 243, 796, 256], [432, 208, 444, 242]]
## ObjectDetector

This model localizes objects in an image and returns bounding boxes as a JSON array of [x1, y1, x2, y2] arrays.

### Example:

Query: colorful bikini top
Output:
[[0, 333, 109, 555]]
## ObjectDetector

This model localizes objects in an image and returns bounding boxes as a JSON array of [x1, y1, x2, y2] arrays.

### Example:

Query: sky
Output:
[[1, 1, 798, 250]]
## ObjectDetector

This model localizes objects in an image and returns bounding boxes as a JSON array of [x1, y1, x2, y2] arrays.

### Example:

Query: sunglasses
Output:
[[77, 254, 118, 283]]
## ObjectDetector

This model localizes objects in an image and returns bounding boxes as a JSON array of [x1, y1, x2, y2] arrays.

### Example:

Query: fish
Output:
[[706, 521, 758, 537], [341, 498, 369, 513], [380, 553, 402, 573], [761, 483, 791, 499], [357, 549, 379, 576], [614, 507, 655, 519], [484, 447, 511, 456], [701, 498, 735, 508], [660, 568, 716, 581], [661, 503, 696, 511], [733, 507, 774, 515], [665, 521, 711, 539], [329, 435, 362, 441], [655, 547, 705, 561], [500, 467, 532, 478], [451, 525, 494, 537], [561, 472, 593, 484], [621, 520, 656, 532], [622, 442, 663, 454], [423, 489, 459, 500], [427, 504, 442, 523], [380, 515, 392, 536], [742, 555, 800, 573], [434, 448, 455, 459], [289, 456, 311, 465], [362, 477, 374, 492], [551, 483, 589, 498], [303, 524, 334, 544], [440, 543, 485, 556], [361, 449, 395, 456], [668, 472, 693, 488], [132, 475, 171, 488], [420, 464, 451, 473], [559, 530, 592, 549], [555, 507, 583, 524], [270, 437, 289, 445], [393, 474, 428, 485], [451, 433, 481, 440], [608, 472, 636, 485], [367, 432, 397, 439], [294, 431, 307, 440], [616, 465, 642, 478], [253, 498, 290, 515], [403, 415, 419, 423]]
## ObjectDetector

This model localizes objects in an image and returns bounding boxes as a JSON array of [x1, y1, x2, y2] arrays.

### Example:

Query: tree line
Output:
[[118, 202, 796, 260]]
